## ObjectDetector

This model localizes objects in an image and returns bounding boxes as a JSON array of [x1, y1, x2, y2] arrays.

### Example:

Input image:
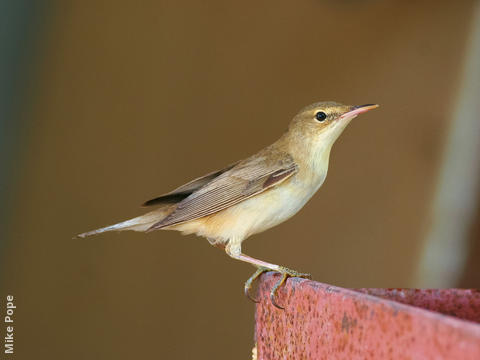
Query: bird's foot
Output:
[[244, 267, 270, 303], [244, 266, 311, 310], [270, 267, 311, 309]]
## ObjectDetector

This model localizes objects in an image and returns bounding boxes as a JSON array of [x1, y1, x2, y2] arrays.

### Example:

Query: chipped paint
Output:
[[255, 273, 480, 359]]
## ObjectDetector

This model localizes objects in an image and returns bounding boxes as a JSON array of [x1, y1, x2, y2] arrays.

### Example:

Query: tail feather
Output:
[[77, 208, 171, 238]]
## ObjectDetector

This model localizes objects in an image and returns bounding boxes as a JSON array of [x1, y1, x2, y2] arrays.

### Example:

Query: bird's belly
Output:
[[174, 174, 326, 243]]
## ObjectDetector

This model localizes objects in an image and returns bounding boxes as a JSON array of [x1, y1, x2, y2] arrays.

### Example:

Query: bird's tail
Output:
[[76, 207, 172, 238]]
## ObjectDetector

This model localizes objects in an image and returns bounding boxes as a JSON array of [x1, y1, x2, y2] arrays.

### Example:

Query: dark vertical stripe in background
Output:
[[0, 1, 48, 253]]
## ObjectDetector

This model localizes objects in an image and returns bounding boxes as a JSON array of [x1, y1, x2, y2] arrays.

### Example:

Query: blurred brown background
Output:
[[1, 1, 480, 359]]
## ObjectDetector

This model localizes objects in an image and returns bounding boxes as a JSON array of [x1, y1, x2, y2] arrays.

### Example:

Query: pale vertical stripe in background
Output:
[[416, 2, 480, 287]]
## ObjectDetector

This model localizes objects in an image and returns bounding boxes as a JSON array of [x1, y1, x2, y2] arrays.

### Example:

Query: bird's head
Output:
[[287, 101, 378, 150]]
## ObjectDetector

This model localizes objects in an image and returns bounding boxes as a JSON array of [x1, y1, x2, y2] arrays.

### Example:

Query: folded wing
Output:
[[148, 150, 298, 230], [142, 162, 239, 206]]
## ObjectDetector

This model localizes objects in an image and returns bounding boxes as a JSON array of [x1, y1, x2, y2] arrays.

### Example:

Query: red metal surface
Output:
[[255, 273, 480, 360], [355, 288, 480, 323]]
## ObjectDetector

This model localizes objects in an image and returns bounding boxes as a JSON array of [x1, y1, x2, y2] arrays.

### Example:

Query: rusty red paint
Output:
[[355, 288, 480, 323], [255, 273, 480, 360]]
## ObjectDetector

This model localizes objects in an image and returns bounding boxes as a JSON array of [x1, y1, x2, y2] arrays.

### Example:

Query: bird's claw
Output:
[[270, 267, 311, 309], [244, 266, 311, 310], [244, 267, 270, 302]]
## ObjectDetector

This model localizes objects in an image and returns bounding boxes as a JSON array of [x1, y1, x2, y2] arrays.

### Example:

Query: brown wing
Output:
[[148, 151, 298, 230], [142, 162, 239, 206]]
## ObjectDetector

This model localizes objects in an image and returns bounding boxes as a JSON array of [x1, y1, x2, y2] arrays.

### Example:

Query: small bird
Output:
[[78, 101, 378, 308]]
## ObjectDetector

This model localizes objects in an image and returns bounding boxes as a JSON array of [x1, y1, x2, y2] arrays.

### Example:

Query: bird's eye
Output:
[[315, 111, 327, 122]]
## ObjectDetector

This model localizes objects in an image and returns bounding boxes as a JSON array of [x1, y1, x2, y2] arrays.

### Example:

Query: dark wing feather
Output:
[[142, 162, 239, 206], [148, 151, 297, 230]]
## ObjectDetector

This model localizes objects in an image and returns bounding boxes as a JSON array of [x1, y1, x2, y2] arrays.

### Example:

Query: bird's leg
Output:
[[224, 242, 311, 309]]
